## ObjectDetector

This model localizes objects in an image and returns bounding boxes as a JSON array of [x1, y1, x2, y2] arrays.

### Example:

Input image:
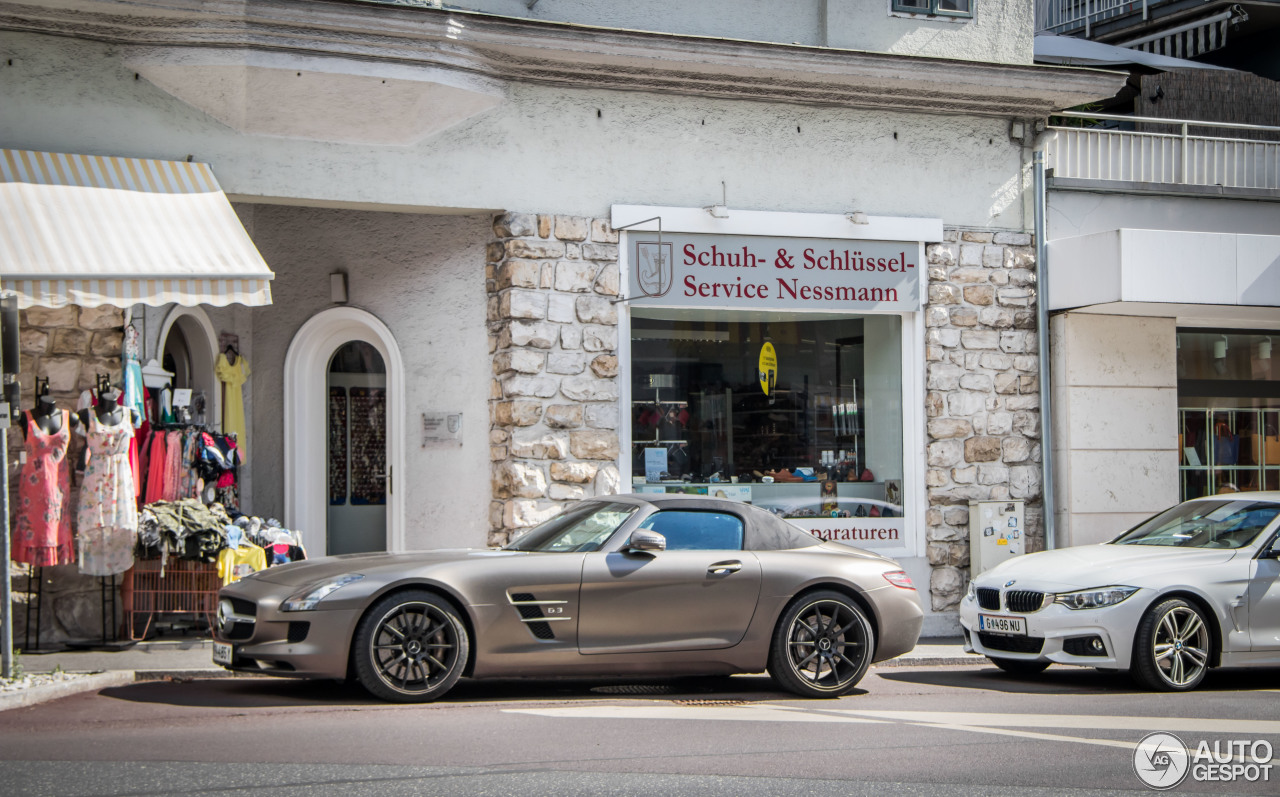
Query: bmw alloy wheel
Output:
[[1132, 598, 1211, 691]]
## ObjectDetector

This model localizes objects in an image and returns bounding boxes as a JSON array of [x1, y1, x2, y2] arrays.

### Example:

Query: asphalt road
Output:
[[0, 663, 1277, 796]]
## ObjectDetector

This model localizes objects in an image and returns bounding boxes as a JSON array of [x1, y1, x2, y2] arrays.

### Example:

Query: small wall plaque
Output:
[[423, 411, 463, 445]]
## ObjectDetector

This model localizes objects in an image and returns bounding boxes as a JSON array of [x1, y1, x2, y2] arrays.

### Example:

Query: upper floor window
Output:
[[892, 0, 973, 18]]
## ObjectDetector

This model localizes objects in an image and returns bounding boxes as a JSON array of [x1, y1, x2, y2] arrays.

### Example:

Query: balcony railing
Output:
[[1036, 0, 1151, 35], [1046, 112, 1280, 190]]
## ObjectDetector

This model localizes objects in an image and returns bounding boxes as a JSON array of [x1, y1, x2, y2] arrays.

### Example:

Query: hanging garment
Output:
[[179, 428, 203, 500], [215, 352, 250, 461], [216, 542, 266, 586], [144, 430, 168, 505], [13, 410, 74, 566], [161, 430, 183, 500], [77, 411, 139, 576], [123, 359, 146, 425]]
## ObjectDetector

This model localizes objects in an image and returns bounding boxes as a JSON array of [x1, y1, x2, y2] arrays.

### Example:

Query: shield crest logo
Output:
[[635, 241, 674, 298], [446, 414, 460, 434]]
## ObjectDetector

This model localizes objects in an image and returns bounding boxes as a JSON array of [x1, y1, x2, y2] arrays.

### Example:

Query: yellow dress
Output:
[[215, 352, 250, 461]]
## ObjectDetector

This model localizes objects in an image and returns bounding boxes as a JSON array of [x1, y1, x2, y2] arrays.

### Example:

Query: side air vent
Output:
[[508, 592, 565, 641]]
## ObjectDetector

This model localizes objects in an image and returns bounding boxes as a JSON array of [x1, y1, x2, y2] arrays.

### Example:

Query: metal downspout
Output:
[[1034, 151, 1057, 550]]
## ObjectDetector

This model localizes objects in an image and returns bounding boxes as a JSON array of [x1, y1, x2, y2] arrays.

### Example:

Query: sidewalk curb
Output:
[[0, 671, 135, 712], [875, 655, 984, 668]]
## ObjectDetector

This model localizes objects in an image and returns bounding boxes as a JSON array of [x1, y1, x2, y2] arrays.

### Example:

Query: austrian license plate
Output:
[[212, 641, 234, 666], [978, 614, 1027, 636]]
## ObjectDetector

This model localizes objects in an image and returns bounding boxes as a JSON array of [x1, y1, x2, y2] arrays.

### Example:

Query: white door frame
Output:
[[157, 305, 222, 430], [284, 307, 405, 554]]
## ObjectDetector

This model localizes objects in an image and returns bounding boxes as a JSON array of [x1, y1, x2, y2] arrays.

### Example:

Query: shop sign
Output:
[[628, 232, 919, 312], [787, 517, 906, 551]]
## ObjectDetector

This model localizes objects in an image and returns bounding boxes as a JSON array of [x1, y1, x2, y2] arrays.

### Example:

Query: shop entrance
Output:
[[326, 341, 387, 555], [284, 307, 405, 556]]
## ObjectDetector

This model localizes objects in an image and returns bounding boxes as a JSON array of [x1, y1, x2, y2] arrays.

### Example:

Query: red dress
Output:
[[13, 410, 74, 566]]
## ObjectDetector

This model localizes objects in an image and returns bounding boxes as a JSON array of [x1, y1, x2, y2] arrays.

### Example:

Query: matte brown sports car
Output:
[[212, 494, 923, 701]]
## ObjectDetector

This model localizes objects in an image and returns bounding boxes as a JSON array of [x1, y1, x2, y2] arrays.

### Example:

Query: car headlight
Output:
[[281, 574, 364, 612], [965, 581, 977, 601], [1053, 586, 1138, 610]]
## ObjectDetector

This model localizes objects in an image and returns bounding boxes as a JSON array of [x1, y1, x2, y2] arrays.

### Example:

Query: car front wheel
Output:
[[1130, 598, 1211, 691], [352, 590, 470, 703], [769, 591, 874, 698]]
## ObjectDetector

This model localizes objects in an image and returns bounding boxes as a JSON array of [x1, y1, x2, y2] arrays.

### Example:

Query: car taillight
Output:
[[883, 570, 915, 590]]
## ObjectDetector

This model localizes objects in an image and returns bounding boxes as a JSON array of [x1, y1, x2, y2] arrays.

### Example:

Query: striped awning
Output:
[[0, 149, 273, 309]]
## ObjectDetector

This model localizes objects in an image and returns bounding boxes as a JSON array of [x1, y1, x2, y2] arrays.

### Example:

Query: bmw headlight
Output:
[[281, 574, 364, 612], [1053, 586, 1137, 610], [965, 581, 977, 602]]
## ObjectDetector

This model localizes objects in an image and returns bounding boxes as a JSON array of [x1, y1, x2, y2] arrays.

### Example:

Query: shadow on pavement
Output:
[[98, 673, 830, 709], [878, 663, 1280, 695]]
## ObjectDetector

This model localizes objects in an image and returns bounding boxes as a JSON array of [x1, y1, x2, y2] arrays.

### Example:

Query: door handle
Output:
[[708, 560, 742, 575]]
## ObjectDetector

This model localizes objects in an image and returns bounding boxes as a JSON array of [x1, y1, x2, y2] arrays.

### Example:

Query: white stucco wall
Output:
[[0, 31, 1035, 231], [454, 0, 1034, 64], [243, 206, 494, 549], [1049, 190, 1280, 239], [1050, 313, 1179, 547]]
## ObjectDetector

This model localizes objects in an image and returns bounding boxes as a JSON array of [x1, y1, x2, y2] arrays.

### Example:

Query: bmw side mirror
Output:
[[626, 529, 666, 554]]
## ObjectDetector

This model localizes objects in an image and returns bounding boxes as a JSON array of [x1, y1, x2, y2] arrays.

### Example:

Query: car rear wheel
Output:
[[769, 591, 873, 698], [1131, 598, 1211, 692], [988, 657, 1050, 675], [352, 590, 469, 703]]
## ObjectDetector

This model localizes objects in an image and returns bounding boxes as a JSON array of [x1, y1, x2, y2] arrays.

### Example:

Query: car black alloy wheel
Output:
[[988, 657, 1051, 676], [1131, 597, 1211, 692], [353, 590, 469, 703], [769, 590, 873, 698]]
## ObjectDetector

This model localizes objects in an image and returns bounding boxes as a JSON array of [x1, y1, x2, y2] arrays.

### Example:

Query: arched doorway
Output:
[[284, 308, 405, 554], [157, 306, 221, 427], [326, 341, 387, 554]]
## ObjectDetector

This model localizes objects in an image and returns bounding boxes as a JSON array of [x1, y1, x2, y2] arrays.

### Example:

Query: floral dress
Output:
[[13, 410, 74, 566], [77, 411, 139, 576]]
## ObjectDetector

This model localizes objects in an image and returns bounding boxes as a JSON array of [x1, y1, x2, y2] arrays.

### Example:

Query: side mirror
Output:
[[626, 529, 666, 554], [1265, 538, 1280, 559]]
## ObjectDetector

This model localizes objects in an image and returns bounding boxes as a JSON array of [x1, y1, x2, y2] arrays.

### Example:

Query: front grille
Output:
[[287, 622, 310, 644], [976, 588, 1001, 611], [978, 632, 1045, 654], [224, 622, 254, 641], [226, 597, 257, 617], [1005, 590, 1045, 613]]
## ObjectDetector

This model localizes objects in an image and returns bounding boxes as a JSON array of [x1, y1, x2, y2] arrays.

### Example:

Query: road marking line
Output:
[[822, 710, 1280, 736], [503, 705, 886, 723]]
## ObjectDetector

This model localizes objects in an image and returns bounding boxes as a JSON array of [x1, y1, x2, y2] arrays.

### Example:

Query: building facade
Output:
[[1, 0, 1122, 641]]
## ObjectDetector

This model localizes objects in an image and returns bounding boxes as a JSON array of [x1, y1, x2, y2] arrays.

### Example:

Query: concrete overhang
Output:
[[0, 0, 1128, 145], [1048, 228, 1280, 324]]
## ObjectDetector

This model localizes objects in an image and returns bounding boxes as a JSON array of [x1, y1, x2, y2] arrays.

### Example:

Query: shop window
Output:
[[891, 0, 973, 18], [1176, 329, 1280, 499], [630, 313, 904, 528]]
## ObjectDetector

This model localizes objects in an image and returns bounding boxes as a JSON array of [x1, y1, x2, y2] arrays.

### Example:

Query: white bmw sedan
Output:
[[960, 494, 1280, 691]]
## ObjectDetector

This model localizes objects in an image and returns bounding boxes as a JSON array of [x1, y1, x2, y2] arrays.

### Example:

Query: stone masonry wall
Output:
[[8, 304, 126, 644], [925, 229, 1044, 612], [486, 213, 623, 546]]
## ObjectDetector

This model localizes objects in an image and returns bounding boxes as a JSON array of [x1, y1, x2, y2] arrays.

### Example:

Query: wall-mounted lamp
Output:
[[331, 272, 348, 304], [847, 211, 870, 225], [1213, 335, 1229, 359], [1261, 337, 1272, 360], [704, 181, 730, 218]]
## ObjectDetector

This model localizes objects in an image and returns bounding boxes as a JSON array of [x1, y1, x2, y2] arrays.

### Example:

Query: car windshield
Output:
[[1112, 500, 1280, 549], [503, 502, 637, 552]]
